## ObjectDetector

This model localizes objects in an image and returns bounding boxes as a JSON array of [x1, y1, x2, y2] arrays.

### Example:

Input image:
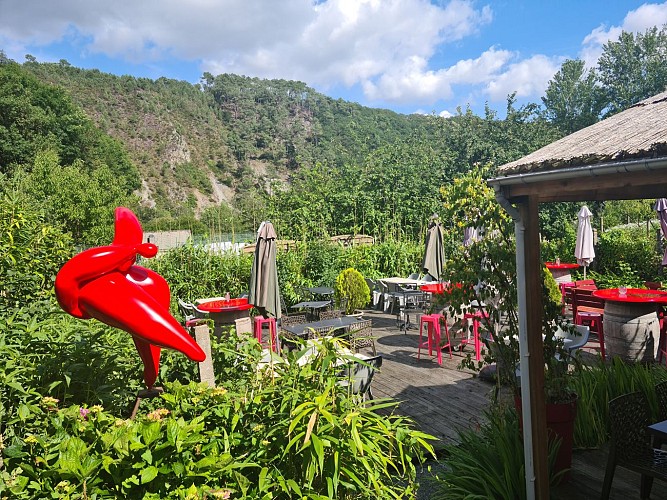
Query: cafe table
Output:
[[290, 300, 331, 319], [196, 298, 253, 337], [281, 316, 364, 339], [306, 286, 335, 298], [648, 418, 667, 448], [592, 288, 667, 362], [545, 262, 580, 284]]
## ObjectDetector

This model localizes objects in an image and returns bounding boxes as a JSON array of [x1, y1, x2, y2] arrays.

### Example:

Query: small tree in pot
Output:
[[334, 267, 370, 315]]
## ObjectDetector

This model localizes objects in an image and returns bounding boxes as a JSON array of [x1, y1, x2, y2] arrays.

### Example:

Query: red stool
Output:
[[576, 311, 605, 360], [559, 282, 576, 314], [462, 310, 488, 361], [658, 312, 667, 366], [254, 316, 278, 352], [418, 314, 452, 365]]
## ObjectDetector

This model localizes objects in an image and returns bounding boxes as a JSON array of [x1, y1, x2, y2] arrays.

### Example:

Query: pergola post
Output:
[[518, 197, 549, 499]]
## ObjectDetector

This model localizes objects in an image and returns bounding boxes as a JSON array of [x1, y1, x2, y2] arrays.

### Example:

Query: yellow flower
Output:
[[146, 408, 170, 421], [24, 435, 38, 444]]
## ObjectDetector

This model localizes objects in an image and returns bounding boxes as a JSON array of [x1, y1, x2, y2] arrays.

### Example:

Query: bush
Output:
[[432, 405, 562, 500], [1, 336, 435, 499], [334, 268, 371, 314], [0, 194, 73, 312], [569, 358, 667, 449], [595, 226, 661, 281]]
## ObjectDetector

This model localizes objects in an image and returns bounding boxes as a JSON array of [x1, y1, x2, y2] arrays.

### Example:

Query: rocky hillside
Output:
[[23, 61, 433, 217]]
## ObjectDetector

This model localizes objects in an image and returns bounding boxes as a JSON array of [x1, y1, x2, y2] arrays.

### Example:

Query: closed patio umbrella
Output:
[[249, 221, 281, 319], [655, 198, 667, 265], [422, 219, 445, 281], [575, 205, 595, 279]]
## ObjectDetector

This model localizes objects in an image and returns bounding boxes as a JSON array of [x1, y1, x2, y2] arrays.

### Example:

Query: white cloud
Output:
[[0, 0, 493, 100], [580, 1, 667, 67], [484, 54, 562, 102]]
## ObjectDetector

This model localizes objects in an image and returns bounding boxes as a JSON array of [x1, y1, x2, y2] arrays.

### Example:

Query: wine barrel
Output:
[[603, 301, 659, 362]]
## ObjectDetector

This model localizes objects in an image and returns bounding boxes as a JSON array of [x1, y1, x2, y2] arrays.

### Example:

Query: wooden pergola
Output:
[[488, 90, 667, 499]]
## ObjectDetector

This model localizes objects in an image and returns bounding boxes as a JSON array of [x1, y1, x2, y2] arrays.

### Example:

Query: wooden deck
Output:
[[360, 310, 665, 499]]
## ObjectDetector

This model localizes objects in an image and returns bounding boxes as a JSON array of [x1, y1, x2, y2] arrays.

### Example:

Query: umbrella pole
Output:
[[583, 266, 586, 279]]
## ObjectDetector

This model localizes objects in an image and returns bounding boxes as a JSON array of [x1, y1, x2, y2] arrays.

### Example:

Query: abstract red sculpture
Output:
[[55, 207, 205, 388]]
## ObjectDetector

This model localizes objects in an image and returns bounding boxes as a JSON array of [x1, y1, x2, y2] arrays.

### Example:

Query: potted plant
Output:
[[440, 166, 578, 481], [334, 267, 371, 315]]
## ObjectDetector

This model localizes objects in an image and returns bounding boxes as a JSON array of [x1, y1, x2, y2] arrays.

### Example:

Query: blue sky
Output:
[[1, 1, 666, 117]]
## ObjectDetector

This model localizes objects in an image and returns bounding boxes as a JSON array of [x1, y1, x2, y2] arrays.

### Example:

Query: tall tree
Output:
[[597, 25, 667, 116], [542, 59, 605, 134]]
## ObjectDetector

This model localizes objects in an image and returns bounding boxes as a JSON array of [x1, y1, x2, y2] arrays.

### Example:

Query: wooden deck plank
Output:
[[358, 309, 664, 499]]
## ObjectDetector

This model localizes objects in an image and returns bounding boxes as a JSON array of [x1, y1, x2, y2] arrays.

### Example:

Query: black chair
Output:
[[601, 391, 667, 499], [339, 355, 383, 401]]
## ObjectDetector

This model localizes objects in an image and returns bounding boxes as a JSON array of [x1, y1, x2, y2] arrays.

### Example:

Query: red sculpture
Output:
[[55, 207, 205, 388]]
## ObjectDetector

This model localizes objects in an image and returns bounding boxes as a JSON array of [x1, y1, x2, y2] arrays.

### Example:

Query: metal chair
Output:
[[346, 319, 376, 355], [601, 391, 667, 499], [318, 309, 343, 321], [365, 278, 382, 309]]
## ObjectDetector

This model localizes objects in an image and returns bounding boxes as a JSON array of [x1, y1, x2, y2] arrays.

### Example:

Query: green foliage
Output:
[[440, 167, 571, 400], [569, 358, 667, 449], [598, 25, 667, 117], [542, 59, 605, 134], [0, 193, 73, 311], [1, 324, 434, 498], [334, 268, 371, 314], [432, 405, 563, 499], [594, 226, 661, 282], [146, 243, 254, 303], [600, 199, 655, 228], [0, 61, 139, 191]]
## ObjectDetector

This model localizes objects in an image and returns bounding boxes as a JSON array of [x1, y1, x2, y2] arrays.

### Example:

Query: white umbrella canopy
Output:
[[575, 205, 595, 278], [249, 221, 282, 319], [655, 198, 667, 265]]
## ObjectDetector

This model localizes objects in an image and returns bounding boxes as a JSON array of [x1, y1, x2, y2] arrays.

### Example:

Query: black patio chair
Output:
[[600, 391, 667, 499]]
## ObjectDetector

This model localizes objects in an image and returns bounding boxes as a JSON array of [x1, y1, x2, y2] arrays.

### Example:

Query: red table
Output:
[[420, 282, 463, 294], [592, 288, 667, 362], [197, 298, 253, 336], [545, 262, 579, 284]]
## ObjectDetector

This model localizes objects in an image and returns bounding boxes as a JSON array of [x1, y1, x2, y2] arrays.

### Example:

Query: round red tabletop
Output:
[[420, 283, 463, 294], [197, 298, 253, 312], [545, 262, 579, 270], [592, 288, 667, 304]]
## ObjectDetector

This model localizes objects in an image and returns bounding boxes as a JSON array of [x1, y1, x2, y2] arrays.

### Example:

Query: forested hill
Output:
[[21, 61, 434, 216]]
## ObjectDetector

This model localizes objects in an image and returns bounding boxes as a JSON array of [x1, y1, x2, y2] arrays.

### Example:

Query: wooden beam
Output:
[[499, 170, 667, 203], [519, 197, 549, 499]]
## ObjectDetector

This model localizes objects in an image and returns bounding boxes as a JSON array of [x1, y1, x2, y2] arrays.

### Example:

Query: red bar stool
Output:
[[462, 310, 488, 361], [418, 314, 452, 364], [576, 311, 605, 360], [658, 309, 667, 366], [254, 316, 278, 352]]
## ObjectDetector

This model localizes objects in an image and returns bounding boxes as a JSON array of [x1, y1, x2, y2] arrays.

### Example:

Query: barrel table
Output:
[[592, 288, 667, 362], [197, 298, 253, 337], [545, 262, 580, 284]]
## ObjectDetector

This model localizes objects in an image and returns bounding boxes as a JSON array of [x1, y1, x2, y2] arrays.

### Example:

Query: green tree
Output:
[[542, 59, 605, 134], [597, 25, 667, 116]]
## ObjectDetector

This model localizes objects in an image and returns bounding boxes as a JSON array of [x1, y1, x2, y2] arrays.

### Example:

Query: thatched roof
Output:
[[497, 90, 667, 175]]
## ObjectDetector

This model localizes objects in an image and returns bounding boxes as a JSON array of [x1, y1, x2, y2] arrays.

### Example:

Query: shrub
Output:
[[1, 336, 435, 499], [432, 405, 563, 500], [334, 268, 371, 314], [595, 226, 661, 281]]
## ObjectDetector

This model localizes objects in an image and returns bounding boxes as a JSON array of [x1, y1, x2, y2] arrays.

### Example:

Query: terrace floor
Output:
[[359, 309, 663, 499]]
